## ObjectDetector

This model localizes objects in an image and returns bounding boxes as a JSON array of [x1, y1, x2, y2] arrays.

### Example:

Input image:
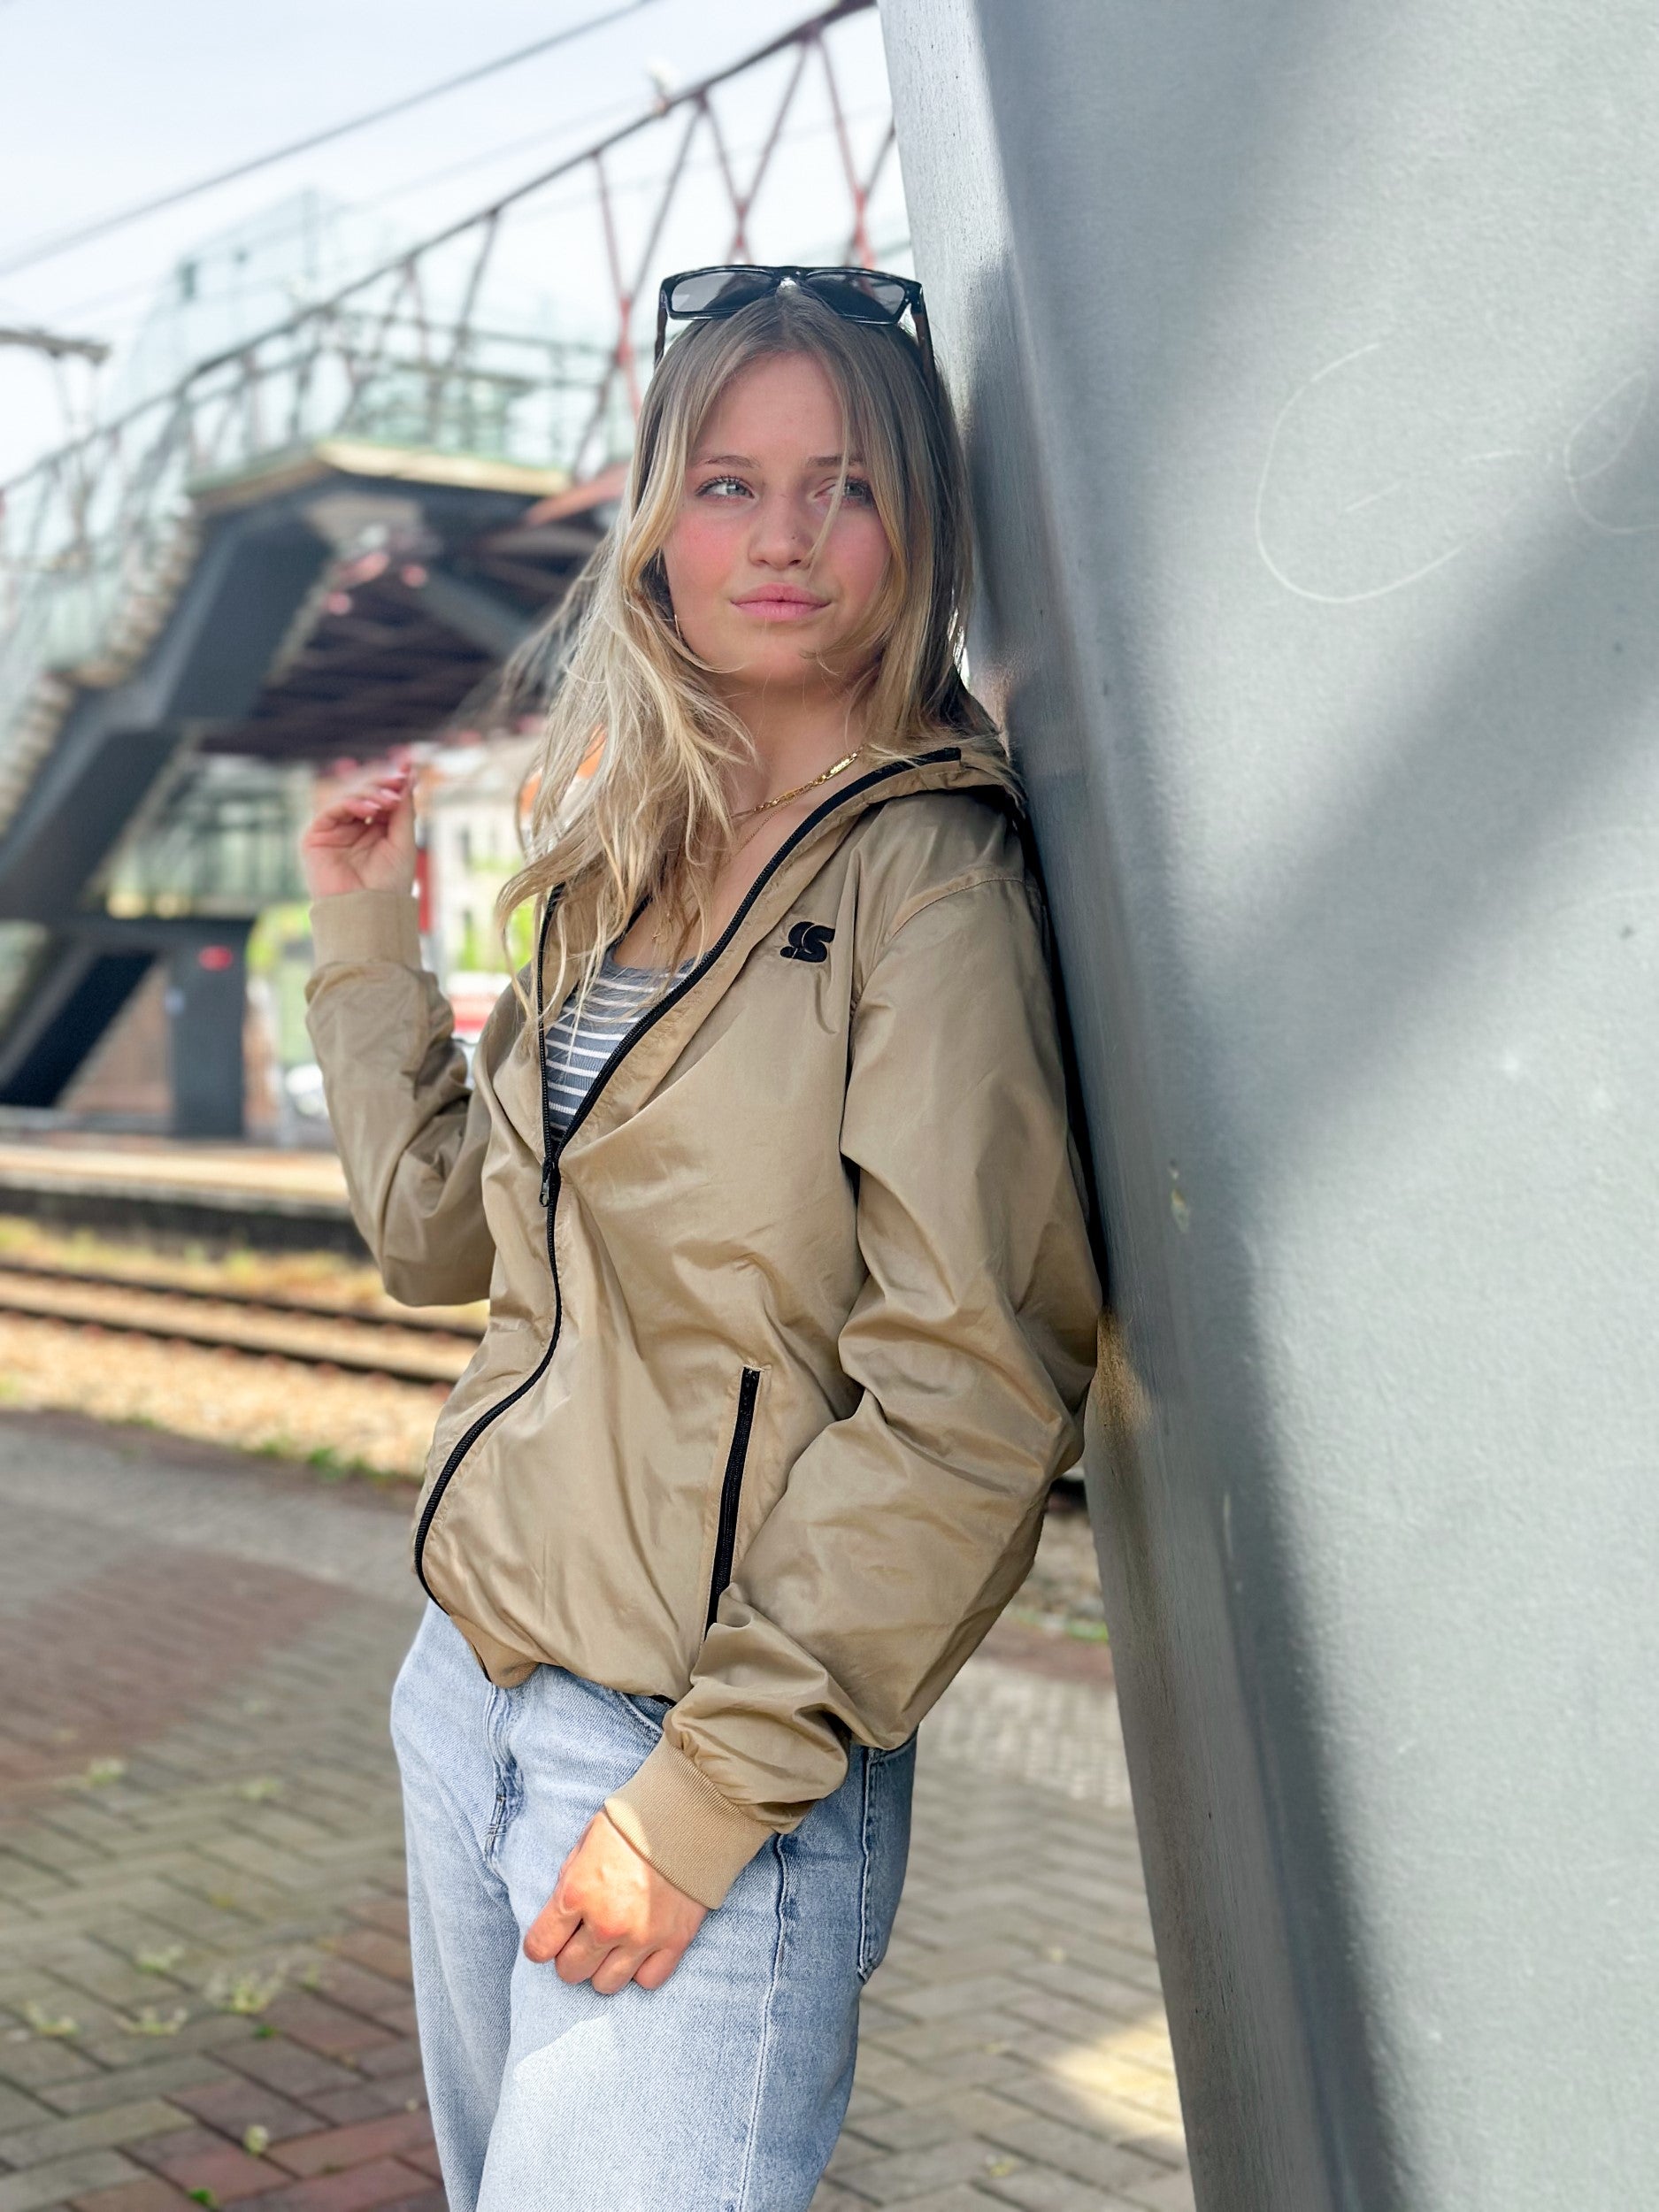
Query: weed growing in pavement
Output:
[[250, 1436, 414, 1487], [242, 2124, 272, 2156], [235, 1776, 282, 1802], [134, 1943, 187, 1974], [22, 2000, 78, 2037], [251, 1437, 355, 1482], [123, 2005, 189, 2036], [206, 1963, 288, 2016]]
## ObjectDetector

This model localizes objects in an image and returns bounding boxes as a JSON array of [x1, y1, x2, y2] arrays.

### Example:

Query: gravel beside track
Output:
[[0, 1252, 485, 1334], [0, 1213, 482, 1329], [0, 1313, 447, 1479], [0, 1271, 480, 1385]]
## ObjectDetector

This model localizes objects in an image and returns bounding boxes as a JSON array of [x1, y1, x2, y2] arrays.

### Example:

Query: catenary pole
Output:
[[881, 3, 1659, 2207]]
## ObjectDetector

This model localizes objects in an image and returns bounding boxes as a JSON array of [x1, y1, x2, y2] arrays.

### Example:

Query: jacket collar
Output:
[[558, 741, 1018, 1152], [543, 739, 1014, 1021], [488, 741, 1017, 1149]]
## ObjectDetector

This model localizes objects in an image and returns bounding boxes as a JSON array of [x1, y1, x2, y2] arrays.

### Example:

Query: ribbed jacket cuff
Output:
[[603, 1738, 775, 1910], [309, 889, 422, 969]]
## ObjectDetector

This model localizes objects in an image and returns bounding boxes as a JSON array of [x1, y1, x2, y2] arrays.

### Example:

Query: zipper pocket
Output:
[[705, 1366, 761, 1630], [414, 1333, 554, 1596]]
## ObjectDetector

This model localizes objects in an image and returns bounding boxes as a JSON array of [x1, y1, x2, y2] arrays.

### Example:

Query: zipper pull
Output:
[[540, 1156, 553, 1208]]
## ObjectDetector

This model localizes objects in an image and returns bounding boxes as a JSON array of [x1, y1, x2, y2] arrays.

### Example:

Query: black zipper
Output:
[[413, 743, 964, 1594], [705, 1366, 761, 1629], [415, 893, 561, 1596]]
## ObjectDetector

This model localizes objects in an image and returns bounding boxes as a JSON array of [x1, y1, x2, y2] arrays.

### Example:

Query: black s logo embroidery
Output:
[[780, 921, 835, 964]]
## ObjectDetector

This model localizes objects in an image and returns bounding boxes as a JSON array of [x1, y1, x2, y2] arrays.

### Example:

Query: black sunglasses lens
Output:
[[666, 269, 775, 318], [805, 273, 910, 321]]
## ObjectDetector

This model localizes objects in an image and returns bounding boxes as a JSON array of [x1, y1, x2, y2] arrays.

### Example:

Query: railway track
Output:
[[0, 1258, 484, 1387]]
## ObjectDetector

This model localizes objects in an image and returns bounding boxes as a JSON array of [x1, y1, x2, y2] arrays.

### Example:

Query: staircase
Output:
[[0, 0, 895, 1125]]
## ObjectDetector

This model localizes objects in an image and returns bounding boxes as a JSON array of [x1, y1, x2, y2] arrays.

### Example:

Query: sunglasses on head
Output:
[[653, 264, 935, 385]]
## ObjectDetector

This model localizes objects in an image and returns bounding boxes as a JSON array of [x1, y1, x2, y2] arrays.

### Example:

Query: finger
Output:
[[589, 1945, 649, 1998], [325, 756, 410, 801], [303, 810, 376, 843], [308, 787, 384, 823], [552, 1922, 614, 1985], [522, 1898, 580, 1964], [633, 1944, 685, 1991], [350, 784, 410, 816], [555, 1929, 606, 1982]]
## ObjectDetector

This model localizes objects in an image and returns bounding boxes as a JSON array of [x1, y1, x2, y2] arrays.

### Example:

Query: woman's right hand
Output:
[[300, 750, 417, 900]]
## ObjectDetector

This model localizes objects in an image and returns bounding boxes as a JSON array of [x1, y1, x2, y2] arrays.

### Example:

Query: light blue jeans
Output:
[[390, 1601, 916, 2212]]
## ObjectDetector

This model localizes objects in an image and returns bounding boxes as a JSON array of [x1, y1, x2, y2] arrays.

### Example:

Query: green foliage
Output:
[[505, 898, 535, 970]]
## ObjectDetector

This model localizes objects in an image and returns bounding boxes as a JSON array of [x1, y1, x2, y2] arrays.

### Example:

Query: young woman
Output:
[[300, 265, 1102, 2212]]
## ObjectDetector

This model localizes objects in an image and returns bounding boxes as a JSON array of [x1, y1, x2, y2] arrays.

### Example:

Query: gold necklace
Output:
[[733, 744, 867, 819]]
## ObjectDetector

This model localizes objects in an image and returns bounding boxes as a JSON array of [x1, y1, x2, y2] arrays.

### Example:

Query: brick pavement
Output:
[[0, 1410, 1192, 2212]]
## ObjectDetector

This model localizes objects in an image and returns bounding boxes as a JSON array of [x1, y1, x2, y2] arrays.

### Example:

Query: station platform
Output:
[[0, 1135, 363, 1254]]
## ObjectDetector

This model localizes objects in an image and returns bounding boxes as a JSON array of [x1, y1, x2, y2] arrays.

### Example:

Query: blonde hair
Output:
[[497, 284, 1011, 1017]]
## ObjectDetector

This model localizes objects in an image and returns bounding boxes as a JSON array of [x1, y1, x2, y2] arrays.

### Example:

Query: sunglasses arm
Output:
[[909, 295, 941, 396]]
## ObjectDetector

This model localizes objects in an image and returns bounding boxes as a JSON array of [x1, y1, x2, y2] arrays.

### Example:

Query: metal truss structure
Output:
[[0, 0, 891, 810], [0, 0, 895, 1125]]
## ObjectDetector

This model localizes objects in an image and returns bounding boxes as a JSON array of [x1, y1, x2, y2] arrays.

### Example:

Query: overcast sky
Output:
[[0, 0, 898, 478]]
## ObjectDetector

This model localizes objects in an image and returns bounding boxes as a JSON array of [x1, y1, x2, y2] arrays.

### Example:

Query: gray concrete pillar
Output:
[[882, 3, 1659, 2205]]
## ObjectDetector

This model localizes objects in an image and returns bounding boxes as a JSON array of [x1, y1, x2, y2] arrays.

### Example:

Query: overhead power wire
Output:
[[43, 88, 647, 331], [2, 0, 878, 491], [57, 93, 887, 332], [0, 0, 665, 281]]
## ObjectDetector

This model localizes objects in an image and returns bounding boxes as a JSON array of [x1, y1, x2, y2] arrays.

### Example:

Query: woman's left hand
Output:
[[524, 1810, 708, 1993]]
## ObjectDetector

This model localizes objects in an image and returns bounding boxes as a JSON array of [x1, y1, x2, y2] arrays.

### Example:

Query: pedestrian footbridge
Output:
[[0, 0, 894, 1130]]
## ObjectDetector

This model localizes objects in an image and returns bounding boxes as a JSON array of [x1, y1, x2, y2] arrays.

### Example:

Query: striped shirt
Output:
[[543, 949, 695, 1147]]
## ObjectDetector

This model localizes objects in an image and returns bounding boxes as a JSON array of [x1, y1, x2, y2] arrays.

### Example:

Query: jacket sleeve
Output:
[[303, 888, 495, 1307], [604, 873, 1103, 1907]]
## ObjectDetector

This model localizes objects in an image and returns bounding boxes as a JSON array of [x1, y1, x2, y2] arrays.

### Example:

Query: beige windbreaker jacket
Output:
[[306, 742, 1102, 1908]]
